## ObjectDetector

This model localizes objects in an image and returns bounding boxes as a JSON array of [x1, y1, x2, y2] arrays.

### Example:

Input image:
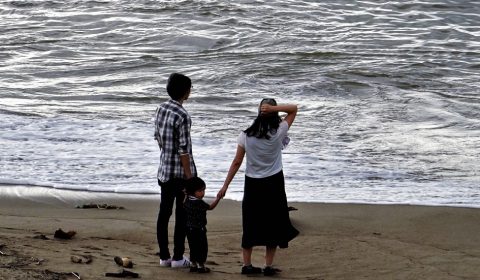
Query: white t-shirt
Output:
[[237, 120, 289, 178]]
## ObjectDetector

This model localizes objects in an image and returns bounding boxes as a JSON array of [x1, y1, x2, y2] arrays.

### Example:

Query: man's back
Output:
[[154, 99, 195, 182]]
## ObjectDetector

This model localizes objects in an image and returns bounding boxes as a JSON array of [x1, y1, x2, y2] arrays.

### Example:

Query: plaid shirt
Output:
[[154, 99, 197, 183]]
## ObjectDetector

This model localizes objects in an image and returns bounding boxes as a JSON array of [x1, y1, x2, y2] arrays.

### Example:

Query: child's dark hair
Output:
[[185, 177, 206, 195], [244, 98, 281, 140], [166, 73, 191, 100]]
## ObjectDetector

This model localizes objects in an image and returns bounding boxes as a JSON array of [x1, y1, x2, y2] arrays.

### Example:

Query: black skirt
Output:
[[242, 170, 299, 248]]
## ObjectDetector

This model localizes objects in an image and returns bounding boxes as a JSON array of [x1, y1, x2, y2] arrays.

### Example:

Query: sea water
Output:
[[1, 0, 479, 207]]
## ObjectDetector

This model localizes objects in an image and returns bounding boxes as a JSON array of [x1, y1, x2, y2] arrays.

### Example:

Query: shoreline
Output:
[[1, 184, 479, 210], [1, 187, 480, 279]]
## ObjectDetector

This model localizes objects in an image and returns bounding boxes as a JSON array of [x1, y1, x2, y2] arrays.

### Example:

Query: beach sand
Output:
[[1, 186, 479, 280]]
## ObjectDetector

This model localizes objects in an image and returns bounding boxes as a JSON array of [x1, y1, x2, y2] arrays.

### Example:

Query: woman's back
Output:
[[240, 121, 289, 178]]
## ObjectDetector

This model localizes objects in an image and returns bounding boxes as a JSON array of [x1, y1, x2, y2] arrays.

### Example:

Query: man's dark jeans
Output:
[[157, 178, 187, 261]]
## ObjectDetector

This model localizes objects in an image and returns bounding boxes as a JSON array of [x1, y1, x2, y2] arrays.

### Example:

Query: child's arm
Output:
[[208, 196, 221, 210]]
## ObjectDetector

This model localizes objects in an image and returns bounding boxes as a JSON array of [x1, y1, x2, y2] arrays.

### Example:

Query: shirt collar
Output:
[[169, 99, 183, 107]]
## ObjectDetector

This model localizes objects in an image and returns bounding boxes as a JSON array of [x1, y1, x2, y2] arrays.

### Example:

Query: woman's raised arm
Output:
[[260, 104, 298, 127]]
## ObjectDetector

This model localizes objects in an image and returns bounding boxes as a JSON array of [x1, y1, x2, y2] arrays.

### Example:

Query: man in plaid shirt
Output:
[[154, 73, 197, 268]]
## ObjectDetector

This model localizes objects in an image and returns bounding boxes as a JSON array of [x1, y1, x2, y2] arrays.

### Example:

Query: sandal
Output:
[[263, 266, 280, 276], [241, 264, 262, 274], [197, 267, 211, 273]]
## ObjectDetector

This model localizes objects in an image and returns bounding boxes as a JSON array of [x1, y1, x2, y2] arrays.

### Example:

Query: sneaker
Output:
[[171, 256, 191, 268], [159, 258, 172, 267], [241, 264, 262, 274]]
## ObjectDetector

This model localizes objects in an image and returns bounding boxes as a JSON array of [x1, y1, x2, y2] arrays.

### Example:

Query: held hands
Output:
[[217, 186, 228, 199]]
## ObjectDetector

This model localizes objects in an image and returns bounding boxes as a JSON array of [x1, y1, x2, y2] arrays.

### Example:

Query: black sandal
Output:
[[241, 265, 262, 274], [197, 267, 211, 273], [263, 266, 280, 276]]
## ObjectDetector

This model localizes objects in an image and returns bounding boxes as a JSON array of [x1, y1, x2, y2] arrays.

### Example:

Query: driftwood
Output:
[[44, 270, 81, 279], [105, 269, 139, 278]]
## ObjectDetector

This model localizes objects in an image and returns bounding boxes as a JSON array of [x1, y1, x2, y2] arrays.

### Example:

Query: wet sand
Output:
[[1, 186, 479, 279]]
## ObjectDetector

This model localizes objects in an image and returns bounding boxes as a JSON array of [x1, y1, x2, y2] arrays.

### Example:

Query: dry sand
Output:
[[1, 186, 479, 279]]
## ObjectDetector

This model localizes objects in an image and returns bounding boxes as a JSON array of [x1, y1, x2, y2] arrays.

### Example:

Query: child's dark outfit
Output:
[[184, 195, 210, 269]]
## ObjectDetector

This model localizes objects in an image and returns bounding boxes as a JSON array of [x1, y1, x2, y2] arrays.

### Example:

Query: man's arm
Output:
[[180, 153, 193, 179], [178, 115, 194, 179]]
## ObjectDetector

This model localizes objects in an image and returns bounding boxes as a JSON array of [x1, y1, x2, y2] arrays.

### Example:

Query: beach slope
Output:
[[1, 187, 479, 279]]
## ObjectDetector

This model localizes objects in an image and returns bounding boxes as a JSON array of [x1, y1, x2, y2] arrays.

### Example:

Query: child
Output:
[[184, 177, 221, 273]]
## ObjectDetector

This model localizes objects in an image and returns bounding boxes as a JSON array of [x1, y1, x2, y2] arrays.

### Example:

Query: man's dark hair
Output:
[[166, 73, 191, 100]]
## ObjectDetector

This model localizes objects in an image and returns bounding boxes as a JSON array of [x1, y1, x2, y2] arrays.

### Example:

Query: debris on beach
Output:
[[31, 257, 45, 265], [105, 269, 139, 278], [1, 247, 44, 269], [33, 234, 49, 240], [54, 228, 76, 240], [44, 269, 81, 279], [71, 255, 93, 264], [0, 240, 80, 279], [0, 243, 5, 256], [288, 206, 298, 211], [114, 256, 133, 268], [75, 203, 125, 210]]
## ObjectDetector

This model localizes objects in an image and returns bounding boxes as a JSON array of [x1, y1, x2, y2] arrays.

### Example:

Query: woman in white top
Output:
[[217, 98, 299, 276]]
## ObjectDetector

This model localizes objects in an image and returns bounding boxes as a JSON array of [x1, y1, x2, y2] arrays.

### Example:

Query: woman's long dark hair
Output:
[[244, 98, 282, 140]]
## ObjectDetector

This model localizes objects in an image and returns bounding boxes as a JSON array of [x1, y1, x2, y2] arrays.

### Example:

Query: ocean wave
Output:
[[1, 0, 479, 206]]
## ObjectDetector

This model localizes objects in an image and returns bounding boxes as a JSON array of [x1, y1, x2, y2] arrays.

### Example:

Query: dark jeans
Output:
[[186, 227, 208, 264], [157, 178, 187, 261]]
